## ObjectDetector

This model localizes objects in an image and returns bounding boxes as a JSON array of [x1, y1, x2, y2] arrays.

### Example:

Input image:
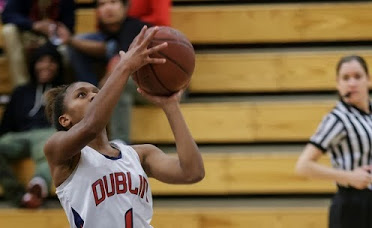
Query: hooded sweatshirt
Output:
[[0, 42, 64, 135]]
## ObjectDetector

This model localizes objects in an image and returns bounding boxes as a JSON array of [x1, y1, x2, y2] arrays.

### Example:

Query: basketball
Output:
[[132, 26, 195, 96]]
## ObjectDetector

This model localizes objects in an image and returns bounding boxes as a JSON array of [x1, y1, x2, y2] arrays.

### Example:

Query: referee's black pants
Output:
[[330, 187, 372, 228]]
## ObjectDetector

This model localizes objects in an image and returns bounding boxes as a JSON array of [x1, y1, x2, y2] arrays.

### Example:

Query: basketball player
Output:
[[296, 55, 372, 228], [43, 26, 205, 227]]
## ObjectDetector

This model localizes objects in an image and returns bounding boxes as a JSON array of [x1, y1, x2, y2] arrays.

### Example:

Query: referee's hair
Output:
[[336, 55, 369, 75]]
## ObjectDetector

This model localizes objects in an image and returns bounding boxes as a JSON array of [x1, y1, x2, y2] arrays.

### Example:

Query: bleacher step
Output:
[[0, 200, 329, 228], [1, 145, 335, 196]]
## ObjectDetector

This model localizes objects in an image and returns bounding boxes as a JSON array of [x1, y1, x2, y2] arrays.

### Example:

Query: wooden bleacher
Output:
[[151, 151, 335, 195], [0, 206, 328, 228], [3, 150, 335, 195], [192, 50, 372, 93], [1, 99, 337, 195], [73, 3, 372, 43], [0, 100, 334, 144], [2, 3, 372, 94], [131, 100, 334, 143], [3, 50, 372, 94], [1, 2, 372, 45]]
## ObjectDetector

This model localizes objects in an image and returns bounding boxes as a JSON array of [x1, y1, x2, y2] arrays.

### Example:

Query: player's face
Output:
[[97, 0, 126, 25], [62, 82, 100, 127], [337, 60, 370, 105], [35, 56, 58, 84]]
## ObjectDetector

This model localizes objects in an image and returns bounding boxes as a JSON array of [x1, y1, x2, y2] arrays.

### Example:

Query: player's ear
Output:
[[59, 114, 72, 129]]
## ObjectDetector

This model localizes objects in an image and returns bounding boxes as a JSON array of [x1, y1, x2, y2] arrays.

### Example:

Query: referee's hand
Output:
[[346, 166, 372, 189]]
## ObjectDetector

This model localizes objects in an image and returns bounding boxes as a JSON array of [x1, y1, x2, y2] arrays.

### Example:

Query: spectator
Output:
[[1, 0, 75, 87], [58, 0, 152, 143], [0, 42, 64, 208], [58, 0, 148, 85], [127, 0, 171, 26]]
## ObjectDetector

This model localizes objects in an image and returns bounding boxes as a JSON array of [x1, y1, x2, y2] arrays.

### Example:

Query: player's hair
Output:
[[336, 55, 369, 75], [45, 84, 71, 131]]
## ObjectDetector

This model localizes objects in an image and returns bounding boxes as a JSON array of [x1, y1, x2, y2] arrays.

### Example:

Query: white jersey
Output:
[[56, 141, 153, 228]]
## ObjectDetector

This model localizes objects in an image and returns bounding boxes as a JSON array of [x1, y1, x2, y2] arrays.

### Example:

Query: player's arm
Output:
[[45, 26, 167, 165], [132, 90, 205, 184], [296, 143, 372, 189]]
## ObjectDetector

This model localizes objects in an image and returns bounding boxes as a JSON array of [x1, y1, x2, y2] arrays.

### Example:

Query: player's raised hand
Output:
[[118, 26, 168, 74]]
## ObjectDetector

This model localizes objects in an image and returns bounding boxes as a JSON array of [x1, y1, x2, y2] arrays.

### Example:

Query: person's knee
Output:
[[2, 24, 19, 37]]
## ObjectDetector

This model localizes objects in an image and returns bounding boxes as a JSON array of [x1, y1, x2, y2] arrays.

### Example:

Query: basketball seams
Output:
[[149, 64, 174, 94], [155, 51, 190, 75], [151, 39, 194, 50]]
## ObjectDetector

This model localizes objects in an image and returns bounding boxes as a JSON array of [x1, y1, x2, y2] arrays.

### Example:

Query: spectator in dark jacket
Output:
[[0, 42, 64, 208]]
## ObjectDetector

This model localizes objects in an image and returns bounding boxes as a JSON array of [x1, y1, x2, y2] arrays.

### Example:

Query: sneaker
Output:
[[21, 184, 43, 209], [21, 177, 48, 209]]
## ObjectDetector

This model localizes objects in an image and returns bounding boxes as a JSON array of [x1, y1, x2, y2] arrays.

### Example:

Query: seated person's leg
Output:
[[21, 128, 54, 208], [0, 134, 31, 206], [0, 133, 31, 160], [0, 153, 25, 206], [1, 24, 29, 87]]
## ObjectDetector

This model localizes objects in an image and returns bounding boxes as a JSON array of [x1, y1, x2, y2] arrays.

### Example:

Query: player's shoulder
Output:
[[131, 144, 158, 162], [44, 131, 62, 153]]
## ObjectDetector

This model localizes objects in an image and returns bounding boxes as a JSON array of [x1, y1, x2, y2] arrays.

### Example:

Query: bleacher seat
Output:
[[0, 206, 328, 228], [131, 100, 334, 143], [72, 3, 372, 43], [1, 150, 334, 196], [1, 2, 372, 46]]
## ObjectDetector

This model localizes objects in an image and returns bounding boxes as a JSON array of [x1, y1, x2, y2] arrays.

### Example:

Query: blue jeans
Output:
[[68, 33, 118, 86], [0, 128, 55, 205]]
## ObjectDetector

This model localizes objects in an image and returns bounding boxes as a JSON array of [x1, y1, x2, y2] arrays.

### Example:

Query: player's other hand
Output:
[[137, 88, 183, 109], [118, 26, 167, 75]]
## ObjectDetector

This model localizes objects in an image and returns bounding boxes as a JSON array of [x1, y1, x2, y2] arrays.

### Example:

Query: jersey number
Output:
[[125, 208, 133, 228]]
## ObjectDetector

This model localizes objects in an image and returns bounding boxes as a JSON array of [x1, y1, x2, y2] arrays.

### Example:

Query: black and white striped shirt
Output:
[[310, 100, 372, 171]]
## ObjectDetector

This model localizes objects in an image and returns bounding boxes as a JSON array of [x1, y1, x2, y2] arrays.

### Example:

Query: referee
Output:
[[296, 55, 372, 228]]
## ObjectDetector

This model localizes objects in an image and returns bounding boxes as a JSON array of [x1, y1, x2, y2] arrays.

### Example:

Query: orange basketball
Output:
[[132, 26, 195, 96]]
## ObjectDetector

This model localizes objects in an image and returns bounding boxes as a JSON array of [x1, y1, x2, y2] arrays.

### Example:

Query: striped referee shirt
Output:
[[310, 100, 372, 171]]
